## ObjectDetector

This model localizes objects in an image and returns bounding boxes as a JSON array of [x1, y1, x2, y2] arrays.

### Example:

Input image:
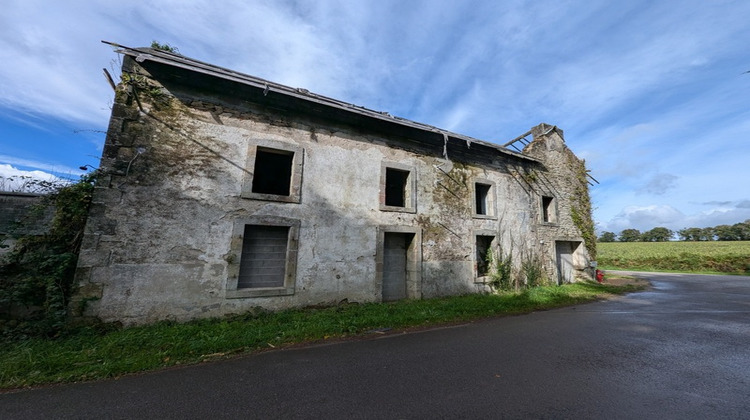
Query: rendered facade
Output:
[[74, 44, 595, 324]]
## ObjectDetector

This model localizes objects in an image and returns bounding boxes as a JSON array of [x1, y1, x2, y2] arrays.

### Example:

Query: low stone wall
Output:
[[0, 192, 51, 254]]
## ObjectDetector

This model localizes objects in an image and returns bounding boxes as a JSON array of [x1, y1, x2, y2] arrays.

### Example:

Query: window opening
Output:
[[542, 196, 555, 223], [252, 148, 294, 196], [476, 235, 494, 277], [385, 168, 409, 207], [475, 183, 491, 215], [238, 225, 290, 289]]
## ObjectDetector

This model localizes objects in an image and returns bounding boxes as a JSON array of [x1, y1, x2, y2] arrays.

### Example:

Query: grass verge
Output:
[[1, 281, 643, 390]]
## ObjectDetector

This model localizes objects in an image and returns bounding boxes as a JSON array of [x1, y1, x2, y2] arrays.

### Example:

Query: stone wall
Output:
[[0, 192, 50, 255], [524, 124, 595, 281], [75, 53, 592, 324]]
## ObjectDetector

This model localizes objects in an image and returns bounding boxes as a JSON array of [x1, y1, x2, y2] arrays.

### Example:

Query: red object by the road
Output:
[[595, 269, 604, 283]]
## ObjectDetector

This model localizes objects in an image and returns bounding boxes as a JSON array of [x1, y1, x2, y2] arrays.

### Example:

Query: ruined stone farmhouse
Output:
[[75, 43, 595, 324]]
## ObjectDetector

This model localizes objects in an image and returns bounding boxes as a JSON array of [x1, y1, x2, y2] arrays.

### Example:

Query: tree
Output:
[[598, 231, 616, 242], [732, 220, 750, 240], [619, 229, 642, 242], [642, 227, 673, 242], [598, 231, 617, 242], [678, 227, 702, 241], [700, 227, 715, 241], [714, 224, 740, 241]]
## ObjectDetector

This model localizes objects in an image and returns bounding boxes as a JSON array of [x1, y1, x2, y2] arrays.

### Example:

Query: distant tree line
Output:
[[598, 220, 750, 242]]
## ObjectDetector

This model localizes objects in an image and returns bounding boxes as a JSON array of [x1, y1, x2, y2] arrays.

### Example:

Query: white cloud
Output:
[[0, 2, 118, 126], [603, 205, 686, 233], [0, 155, 80, 178], [597, 200, 750, 234], [686, 201, 750, 228], [0, 164, 68, 193], [2, 0, 750, 233]]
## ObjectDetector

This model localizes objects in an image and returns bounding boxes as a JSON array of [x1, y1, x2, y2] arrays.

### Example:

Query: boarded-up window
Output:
[[542, 196, 555, 223], [252, 148, 294, 196], [238, 225, 289, 289]]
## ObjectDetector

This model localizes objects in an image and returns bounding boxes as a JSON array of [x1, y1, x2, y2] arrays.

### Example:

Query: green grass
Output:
[[598, 241, 750, 274], [0, 282, 641, 389]]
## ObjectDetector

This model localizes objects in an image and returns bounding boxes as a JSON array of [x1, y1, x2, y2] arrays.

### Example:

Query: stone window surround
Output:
[[472, 178, 497, 220], [375, 225, 423, 300], [226, 216, 300, 298], [379, 161, 417, 213], [473, 229, 497, 282], [241, 139, 304, 204], [541, 195, 558, 224]]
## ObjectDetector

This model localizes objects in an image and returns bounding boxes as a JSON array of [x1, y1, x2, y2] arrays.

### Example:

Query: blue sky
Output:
[[1, 0, 749, 234]]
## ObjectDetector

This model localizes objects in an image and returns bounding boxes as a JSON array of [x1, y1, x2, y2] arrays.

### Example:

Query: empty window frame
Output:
[[474, 181, 495, 217], [475, 235, 495, 277], [241, 141, 303, 203], [380, 163, 416, 212], [227, 217, 300, 298], [252, 148, 293, 196], [385, 168, 409, 207], [542, 196, 556, 223]]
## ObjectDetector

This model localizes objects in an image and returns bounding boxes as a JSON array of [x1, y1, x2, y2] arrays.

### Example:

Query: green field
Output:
[[597, 241, 750, 274]]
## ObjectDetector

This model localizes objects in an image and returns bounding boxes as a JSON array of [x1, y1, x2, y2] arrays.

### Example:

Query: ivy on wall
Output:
[[568, 155, 597, 260], [0, 174, 96, 339]]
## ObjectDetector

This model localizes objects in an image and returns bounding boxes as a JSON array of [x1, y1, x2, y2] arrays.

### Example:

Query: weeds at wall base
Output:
[[486, 249, 513, 291], [486, 249, 550, 291]]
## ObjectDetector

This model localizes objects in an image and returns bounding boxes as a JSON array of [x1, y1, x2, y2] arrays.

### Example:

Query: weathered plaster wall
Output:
[[76, 56, 591, 324]]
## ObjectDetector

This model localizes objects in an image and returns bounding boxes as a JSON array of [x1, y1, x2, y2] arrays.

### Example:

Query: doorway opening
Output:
[[555, 240, 583, 284], [381, 231, 419, 301]]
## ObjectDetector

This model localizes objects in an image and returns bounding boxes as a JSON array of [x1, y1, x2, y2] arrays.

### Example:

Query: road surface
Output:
[[2, 272, 749, 419]]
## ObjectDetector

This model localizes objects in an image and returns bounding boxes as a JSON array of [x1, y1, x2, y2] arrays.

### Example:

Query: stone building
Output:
[[74, 44, 595, 324]]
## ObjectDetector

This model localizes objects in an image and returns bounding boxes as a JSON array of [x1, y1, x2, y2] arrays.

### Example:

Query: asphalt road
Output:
[[2, 272, 749, 419]]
